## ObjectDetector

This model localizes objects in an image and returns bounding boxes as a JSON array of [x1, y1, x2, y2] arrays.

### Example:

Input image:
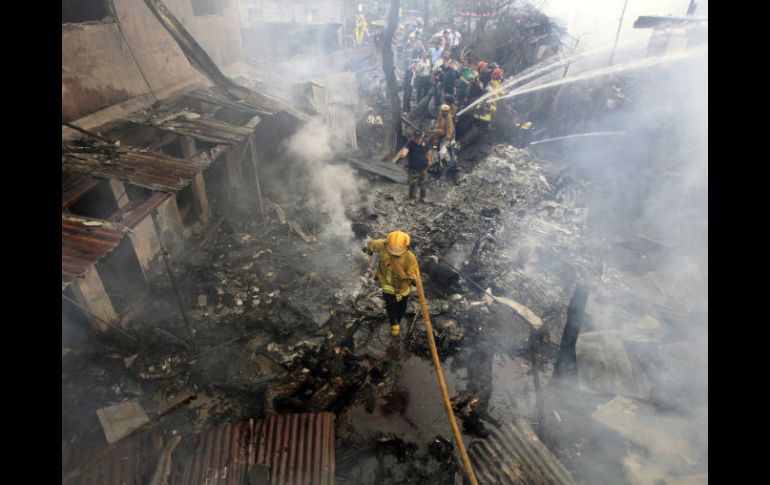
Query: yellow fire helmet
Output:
[[440, 103, 451, 112], [521, 121, 533, 129], [386, 230, 410, 256]]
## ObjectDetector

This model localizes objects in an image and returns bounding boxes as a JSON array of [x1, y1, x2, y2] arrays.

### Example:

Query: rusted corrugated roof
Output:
[[62, 215, 130, 290], [172, 412, 335, 485], [468, 417, 574, 485], [62, 145, 206, 193], [62, 175, 102, 209], [63, 413, 335, 485]]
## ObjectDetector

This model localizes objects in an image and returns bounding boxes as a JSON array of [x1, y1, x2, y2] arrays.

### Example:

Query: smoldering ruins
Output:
[[62, 1, 707, 484]]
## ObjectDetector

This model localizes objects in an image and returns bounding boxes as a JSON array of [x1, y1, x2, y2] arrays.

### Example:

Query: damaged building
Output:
[[62, 1, 707, 484]]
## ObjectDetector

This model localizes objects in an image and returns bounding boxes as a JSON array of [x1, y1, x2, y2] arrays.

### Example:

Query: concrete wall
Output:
[[63, 0, 244, 122], [237, 0, 343, 27], [70, 266, 119, 331]]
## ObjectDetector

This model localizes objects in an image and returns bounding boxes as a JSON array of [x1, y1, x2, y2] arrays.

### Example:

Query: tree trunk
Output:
[[382, 0, 403, 154], [423, 0, 430, 32]]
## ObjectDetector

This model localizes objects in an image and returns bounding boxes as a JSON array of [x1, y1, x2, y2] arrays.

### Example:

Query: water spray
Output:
[[529, 132, 625, 146], [494, 46, 708, 105]]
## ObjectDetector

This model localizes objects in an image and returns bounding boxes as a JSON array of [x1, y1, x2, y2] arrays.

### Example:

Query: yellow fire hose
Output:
[[413, 271, 479, 485]]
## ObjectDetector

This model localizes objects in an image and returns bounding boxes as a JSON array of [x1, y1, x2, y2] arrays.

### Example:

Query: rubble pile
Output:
[[62, 77, 704, 485]]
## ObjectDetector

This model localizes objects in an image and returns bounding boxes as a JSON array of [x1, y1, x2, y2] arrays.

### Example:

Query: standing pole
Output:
[[562, 37, 580, 78], [248, 135, 265, 220], [413, 272, 479, 485], [382, 0, 404, 153], [151, 210, 197, 350], [608, 0, 630, 66]]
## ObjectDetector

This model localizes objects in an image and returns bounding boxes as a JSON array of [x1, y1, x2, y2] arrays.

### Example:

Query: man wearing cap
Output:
[[397, 131, 433, 204], [363, 231, 420, 337]]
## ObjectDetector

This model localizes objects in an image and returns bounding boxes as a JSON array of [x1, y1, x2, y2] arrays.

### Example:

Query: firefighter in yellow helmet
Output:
[[354, 14, 368, 47], [363, 230, 420, 337]]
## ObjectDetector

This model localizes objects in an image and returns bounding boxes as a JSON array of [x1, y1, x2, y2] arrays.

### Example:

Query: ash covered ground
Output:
[[62, 128, 706, 483]]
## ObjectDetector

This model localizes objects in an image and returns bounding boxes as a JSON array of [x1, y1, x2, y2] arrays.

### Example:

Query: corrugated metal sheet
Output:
[[62, 146, 206, 193], [185, 88, 275, 117], [172, 412, 335, 485], [468, 417, 574, 485], [62, 175, 102, 209], [63, 413, 335, 485], [311, 72, 358, 150], [157, 115, 256, 145], [62, 215, 129, 290], [321, 72, 358, 108]]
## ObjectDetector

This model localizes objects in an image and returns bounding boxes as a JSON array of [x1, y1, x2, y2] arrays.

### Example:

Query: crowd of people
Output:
[[399, 25, 508, 130], [353, 12, 523, 206], [396, 23, 513, 204], [353, 18, 521, 336]]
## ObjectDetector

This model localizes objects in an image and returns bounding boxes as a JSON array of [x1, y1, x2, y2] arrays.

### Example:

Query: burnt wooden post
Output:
[[382, 0, 404, 153], [248, 135, 266, 220], [151, 210, 197, 350]]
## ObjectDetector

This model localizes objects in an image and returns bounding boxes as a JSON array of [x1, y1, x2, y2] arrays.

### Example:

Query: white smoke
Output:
[[285, 120, 362, 241], [542, 0, 696, 49]]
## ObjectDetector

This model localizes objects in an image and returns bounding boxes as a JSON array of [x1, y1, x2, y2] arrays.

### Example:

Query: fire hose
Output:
[[413, 271, 479, 485]]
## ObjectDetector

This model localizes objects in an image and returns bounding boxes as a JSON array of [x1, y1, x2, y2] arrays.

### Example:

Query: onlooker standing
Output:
[[456, 59, 475, 106], [442, 60, 459, 101], [433, 55, 450, 114], [415, 53, 433, 102], [430, 42, 444, 65], [411, 41, 425, 62], [450, 28, 462, 59], [403, 61, 416, 112]]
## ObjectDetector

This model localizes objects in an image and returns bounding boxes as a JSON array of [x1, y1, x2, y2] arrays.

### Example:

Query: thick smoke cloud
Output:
[[283, 120, 363, 242], [476, 4, 709, 483], [542, 0, 699, 48]]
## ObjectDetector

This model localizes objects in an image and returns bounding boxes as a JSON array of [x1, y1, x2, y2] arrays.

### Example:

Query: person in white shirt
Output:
[[450, 28, 462, 59], [415, 53, 433, 102]]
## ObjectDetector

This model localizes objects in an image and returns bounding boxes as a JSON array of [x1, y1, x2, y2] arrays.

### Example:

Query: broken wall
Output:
[[62, 0, 244, 122]]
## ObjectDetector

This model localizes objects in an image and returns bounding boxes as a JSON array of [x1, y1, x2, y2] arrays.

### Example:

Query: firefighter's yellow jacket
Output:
[[367, 239, 419, 300]]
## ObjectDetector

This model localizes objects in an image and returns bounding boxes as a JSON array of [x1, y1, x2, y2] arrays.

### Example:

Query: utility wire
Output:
[[108, 0, 159, 102]]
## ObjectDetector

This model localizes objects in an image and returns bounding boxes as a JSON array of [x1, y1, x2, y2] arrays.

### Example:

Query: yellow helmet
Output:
[[440, 103, 451, 112], [521, 121, 533, 129], [386, 230, 410, 256]]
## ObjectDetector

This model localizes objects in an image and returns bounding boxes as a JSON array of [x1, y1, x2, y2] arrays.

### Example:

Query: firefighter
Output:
[[478, 60, 492, 87], [431, 104, 455, 163], [363, 231, 420, 337], [354, 14, 368, 46], [489, 67, 504, 92], [473, 86, 497, 129]]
